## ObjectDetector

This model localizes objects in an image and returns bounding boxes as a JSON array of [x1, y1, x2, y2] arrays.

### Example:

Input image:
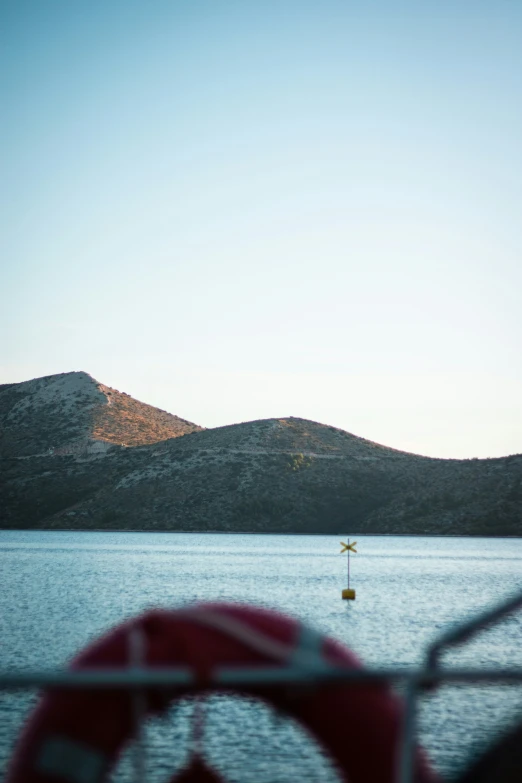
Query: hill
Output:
[[0, 371, 202, 458], [1, 373, 521, 535]]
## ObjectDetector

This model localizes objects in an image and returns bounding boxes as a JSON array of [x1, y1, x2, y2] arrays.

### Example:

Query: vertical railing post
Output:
[[129, 626, 147, 783], [397, 673, 419, 783]]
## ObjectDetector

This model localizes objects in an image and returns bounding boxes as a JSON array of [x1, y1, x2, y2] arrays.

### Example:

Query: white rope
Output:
[[178, 607, 331, 672]]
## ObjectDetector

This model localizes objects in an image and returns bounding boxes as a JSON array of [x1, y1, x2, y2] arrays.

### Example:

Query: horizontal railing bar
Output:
[[1, 666, 522, 689], [217, 666, 522, 685]]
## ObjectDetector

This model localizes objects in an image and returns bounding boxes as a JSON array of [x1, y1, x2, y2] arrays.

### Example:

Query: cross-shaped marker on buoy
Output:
[[340, 541, 357, 554]]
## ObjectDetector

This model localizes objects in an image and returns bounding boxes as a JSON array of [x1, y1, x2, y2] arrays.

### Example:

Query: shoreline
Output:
[[1, 528, 520, 539]]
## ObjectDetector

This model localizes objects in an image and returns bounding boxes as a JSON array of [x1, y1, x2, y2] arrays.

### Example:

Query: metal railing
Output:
[[1, 589, 522, 783]]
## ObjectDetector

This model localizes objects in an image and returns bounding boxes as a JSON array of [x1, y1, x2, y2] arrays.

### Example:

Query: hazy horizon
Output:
[[2, 1, 521, 460]]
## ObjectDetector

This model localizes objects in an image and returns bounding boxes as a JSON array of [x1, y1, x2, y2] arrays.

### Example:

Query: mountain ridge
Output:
[[0, 371, 202, 458], [1, 371, 521, 536]]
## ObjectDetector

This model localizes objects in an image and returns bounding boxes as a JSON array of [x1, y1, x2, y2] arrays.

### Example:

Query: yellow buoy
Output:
[[340, 539, 357, 599]]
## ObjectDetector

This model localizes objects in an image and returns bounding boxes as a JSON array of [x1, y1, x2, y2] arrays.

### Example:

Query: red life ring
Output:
[[6, 603, 440, 783]]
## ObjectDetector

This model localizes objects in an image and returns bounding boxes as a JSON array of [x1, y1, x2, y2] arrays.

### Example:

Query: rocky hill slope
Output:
[[0, 371, 202, 458], [1, 373, 521, 535]]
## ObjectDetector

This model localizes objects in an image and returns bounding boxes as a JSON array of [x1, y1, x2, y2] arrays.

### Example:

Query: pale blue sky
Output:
[[2, 0, 521, 458]]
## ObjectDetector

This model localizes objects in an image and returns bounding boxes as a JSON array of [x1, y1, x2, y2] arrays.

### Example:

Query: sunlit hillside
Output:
[[1, 373, 521, 536]]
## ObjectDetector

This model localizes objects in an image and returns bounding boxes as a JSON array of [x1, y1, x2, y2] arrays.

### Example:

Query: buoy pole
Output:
[[347, 537, 350, 590]]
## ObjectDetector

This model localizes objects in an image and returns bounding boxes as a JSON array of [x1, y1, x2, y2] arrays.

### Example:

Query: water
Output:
[[1, 531, 521, 781]]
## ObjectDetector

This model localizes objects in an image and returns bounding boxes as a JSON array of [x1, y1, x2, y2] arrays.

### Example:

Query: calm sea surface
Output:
[[1, 532, 521, 781]]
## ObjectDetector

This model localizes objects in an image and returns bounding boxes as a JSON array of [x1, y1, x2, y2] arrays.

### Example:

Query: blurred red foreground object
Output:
[[6, 602, 440, 783], [173, 756, 225, 783]]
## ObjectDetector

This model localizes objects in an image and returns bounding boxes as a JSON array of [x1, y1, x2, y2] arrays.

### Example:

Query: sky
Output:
[[1, 0, 521, 459]]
